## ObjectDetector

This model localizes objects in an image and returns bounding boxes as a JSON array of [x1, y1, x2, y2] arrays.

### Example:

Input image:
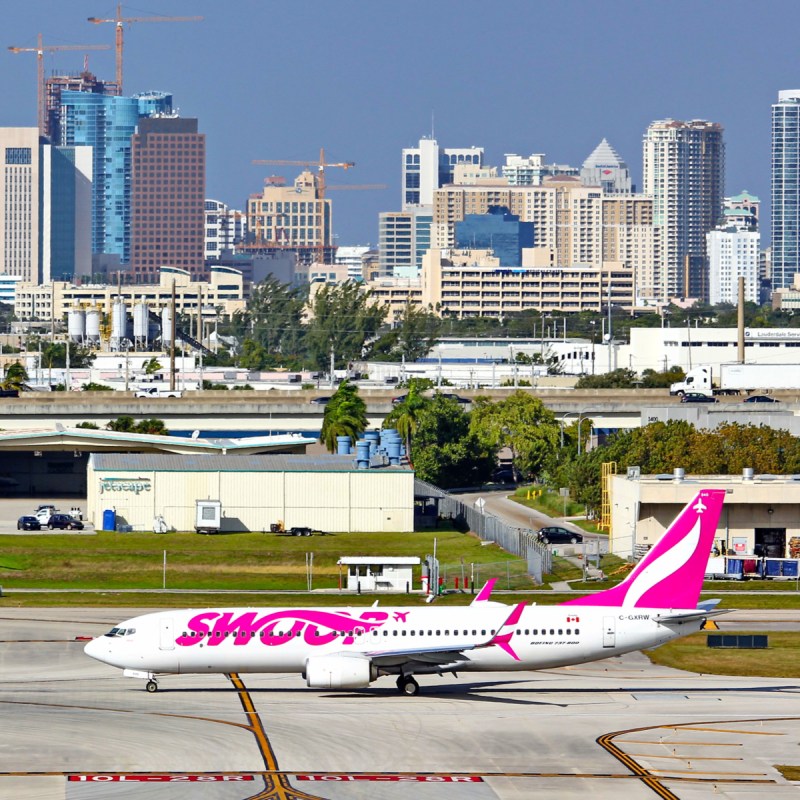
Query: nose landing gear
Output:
[[145, 679, 158, 693]]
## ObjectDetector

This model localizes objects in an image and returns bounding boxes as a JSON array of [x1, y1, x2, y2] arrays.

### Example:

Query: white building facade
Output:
[[707, 227, 760, 304]]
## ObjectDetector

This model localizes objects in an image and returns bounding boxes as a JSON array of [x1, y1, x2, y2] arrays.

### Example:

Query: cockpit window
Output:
[[103, 627, 134, 637], [104, 627, 122, 637]]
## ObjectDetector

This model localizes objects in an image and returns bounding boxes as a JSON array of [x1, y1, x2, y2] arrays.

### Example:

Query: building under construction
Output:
[[244, 171, 335, 266], [45, 69, 120, 142]]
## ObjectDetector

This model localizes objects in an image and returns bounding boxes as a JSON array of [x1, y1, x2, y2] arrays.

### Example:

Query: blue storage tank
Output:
[[102, 509, 116, 531], [783, 560, 799, 577], [387, 439, 402, 466], [336, 435, 352, 455], [355, 440, 370, 469], [364, 430, 380, 456]]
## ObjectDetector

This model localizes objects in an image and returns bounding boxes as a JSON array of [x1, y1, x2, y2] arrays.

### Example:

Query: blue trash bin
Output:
[[783, 560, 799, 578], [102, 509, 116, 531]]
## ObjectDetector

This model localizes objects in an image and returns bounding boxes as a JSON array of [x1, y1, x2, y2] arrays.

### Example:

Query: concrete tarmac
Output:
[[1, 609, 799, 799]]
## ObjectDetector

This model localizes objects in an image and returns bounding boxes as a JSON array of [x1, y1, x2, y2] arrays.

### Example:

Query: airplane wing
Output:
[[364, 603, 527, 667]]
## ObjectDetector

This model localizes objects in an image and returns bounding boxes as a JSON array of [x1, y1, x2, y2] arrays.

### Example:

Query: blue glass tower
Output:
[[454, 206, 534, 266], [772, 91, 800, 289], [58, 90, 172, 262]]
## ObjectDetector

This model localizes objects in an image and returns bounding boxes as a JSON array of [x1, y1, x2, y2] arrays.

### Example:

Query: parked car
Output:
[[491, 467, 516, 484], [309, 396, 332, 405], [743, 394, 779, 403], [537, 526, 583, 545], [46, 514, 84, 530], [680, 392, 718, 403], [17, 515, 41, 531]]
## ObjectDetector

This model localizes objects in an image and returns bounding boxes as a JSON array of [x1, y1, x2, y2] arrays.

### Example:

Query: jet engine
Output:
[[305, 655, 375, 689]]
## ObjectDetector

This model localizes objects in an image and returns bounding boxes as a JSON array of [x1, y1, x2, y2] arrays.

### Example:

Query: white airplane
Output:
[[85, 489, 727, 696]]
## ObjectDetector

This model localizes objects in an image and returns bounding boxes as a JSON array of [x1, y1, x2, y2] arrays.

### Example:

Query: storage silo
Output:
[[85, 308, 101, 345], [133, 301, 149, 348], [110, 299, 127, 351], [161, 306, 173, 344], [67, 307, 85, 343]]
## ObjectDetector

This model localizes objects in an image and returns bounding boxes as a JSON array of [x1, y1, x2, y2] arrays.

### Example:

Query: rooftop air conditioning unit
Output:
[[627, 466, 641, 480]]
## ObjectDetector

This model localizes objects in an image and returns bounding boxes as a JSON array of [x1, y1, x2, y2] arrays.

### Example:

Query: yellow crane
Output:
[[88, 4, 202, 94], [8, 34, 110, 135]]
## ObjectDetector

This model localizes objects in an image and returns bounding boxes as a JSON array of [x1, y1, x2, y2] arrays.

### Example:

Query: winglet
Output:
[[471, 578, 497, 604], [562, 489, 726, 610], [482, 602, 525, 661]]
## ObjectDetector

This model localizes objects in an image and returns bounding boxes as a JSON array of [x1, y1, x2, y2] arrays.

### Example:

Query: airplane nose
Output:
[[84, 637, 106, 662]]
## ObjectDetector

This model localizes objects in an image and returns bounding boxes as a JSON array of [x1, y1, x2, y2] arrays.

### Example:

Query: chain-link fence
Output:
[[439, 559, 533, 591], [415, 479, 551, 583]]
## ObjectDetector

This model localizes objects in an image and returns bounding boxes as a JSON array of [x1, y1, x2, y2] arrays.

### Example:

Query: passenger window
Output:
[[410, 631, 415, 636], [550, 629, 554, 635], [575, 628, 580, 635], [393, 631, 398, 636], [402, 631, 407, 636], [436, 630, 441, 636], [383, 631, 388, 636], [558, 629, 563, 635], [566, 629, 571, 635], [481, 630, 485, 636]]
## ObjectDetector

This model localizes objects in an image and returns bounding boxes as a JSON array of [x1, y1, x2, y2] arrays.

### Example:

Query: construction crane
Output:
[[88, 4, 202, 94], [8, 34, 110, 136], [252, 148, 355, 206]]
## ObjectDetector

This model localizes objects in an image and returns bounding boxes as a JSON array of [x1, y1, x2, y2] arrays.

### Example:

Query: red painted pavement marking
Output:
[[68, 775, 253, 782]]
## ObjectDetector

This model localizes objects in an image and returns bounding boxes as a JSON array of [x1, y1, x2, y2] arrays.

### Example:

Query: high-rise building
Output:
[[378, 208, 432, 278], [401, 137, 483, 209], [707, 191, 760, 305], [502, 154, 578, 185], [581, 139, 632, 194], [0, 127, 92, 283], [642, 119, 725, 300], [454, 206, 534, 266], [772, 91, 800, 290], [335, 245, 371, 281], [204, 199, 247, 263], [246, 170, 333, 267], [58, 90, 172, 264], [45, 69, 120, 143], [130, 116, 205, 281]]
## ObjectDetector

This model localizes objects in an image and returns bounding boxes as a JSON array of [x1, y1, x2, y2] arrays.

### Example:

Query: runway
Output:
[[1, 609, 799, 799]]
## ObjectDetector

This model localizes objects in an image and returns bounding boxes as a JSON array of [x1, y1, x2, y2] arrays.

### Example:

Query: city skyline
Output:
[[3, 0, 800, 246]]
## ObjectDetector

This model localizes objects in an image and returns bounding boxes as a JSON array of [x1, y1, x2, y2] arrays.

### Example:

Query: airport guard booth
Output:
[[337, 556, 420, 592]]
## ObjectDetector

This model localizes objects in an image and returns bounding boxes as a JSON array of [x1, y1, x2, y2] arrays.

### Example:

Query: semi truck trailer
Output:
[[670, 364, 800, 397]]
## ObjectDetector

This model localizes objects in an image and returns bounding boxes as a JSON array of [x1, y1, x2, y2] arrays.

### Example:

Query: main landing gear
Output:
[[396, 675, 419, 696], [145, 679, 159, 693]]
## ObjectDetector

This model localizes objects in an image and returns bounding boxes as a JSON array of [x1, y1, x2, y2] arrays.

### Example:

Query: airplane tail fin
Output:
[[562, 489, 725, 610]]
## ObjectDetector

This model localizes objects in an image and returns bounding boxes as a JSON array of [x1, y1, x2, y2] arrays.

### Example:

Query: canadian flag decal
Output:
[[566, 615, 580, 623]]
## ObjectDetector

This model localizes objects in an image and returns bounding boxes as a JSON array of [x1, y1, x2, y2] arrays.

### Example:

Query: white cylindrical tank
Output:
[[161, 306, 173, 343], [85, 308, 101, 343], [67, 307, 85, 342], [111, 299, 127, 347], [133, 301, 149, 343]]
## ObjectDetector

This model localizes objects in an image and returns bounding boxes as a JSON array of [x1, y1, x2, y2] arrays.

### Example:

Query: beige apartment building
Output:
[[15, 265, 246, 322], [432, 177, 654, 299], [419, 248, 634, 318]]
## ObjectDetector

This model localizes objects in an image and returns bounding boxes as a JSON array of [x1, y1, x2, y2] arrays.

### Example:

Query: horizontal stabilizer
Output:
[[654, 607, 731, 624]]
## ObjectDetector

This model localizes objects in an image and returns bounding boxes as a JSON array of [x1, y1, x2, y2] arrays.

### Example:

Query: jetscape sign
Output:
[[99, 477, 152, 495]]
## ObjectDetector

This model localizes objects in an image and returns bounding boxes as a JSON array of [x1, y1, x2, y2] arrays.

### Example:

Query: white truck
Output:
[[134, 386, 182, 398], [670, 364, 800, 397]]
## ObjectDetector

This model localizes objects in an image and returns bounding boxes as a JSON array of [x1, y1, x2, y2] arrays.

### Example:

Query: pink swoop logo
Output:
[[175, 609, 390, 648]]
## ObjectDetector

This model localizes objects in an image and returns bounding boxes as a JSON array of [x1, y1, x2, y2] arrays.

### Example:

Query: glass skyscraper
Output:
[[772, 90, 800, 290], [454, 206, 534, 266], [58, 90, 172, 263]]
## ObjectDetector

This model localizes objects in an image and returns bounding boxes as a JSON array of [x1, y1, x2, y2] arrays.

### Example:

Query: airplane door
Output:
[[159, 618, 175, 651], [602, 616, 616, 648]]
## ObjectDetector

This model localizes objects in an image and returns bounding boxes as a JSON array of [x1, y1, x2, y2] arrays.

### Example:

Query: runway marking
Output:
[[649, 769, 768, 777], [622, 740, 742, 747], [626, 754, 742, 761]]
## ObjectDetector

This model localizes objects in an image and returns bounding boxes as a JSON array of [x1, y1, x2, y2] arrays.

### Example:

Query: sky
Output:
[[4, 0, 800, 246]]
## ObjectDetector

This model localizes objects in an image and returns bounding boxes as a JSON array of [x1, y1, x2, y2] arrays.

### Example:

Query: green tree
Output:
[[238, 339, 270, 370], [383, 380, 430, 455], [410, 395, 495, 488], [470, 391, 560, 480], [135, 418, 170, 436], [81, 382, 113, 392], [575, 368, 637, 389], [106, 415, 136, 432], [305, 282, 386, 371], [75, 421, 99, 429], [319, 380, 368, 452], [144, 357, 162, 375], [371, 304, 442, 362], [40, 341, 95, 369], [1, 361, 28, 391]]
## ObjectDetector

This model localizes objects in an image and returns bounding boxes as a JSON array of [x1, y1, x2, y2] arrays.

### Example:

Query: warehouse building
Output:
[[87, 453, 414, 533]]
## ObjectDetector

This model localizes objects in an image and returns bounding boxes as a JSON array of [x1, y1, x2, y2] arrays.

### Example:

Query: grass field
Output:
[[0, 527, 529, 593], [646, 631, 800, 678]]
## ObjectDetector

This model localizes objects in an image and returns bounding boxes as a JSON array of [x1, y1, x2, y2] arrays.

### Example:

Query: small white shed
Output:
[[337, 556, 420, 592]]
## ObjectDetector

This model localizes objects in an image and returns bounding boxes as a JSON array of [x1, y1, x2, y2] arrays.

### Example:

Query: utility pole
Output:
[[329, 347, 335, 388], [169, 280, 176, 391], [65, 338, 70, 391], [606, 278, 612, 374]]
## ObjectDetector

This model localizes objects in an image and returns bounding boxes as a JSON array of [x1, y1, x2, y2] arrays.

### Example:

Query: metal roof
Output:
[[337, 557, 420, 565], [89, 453, 413, 473]]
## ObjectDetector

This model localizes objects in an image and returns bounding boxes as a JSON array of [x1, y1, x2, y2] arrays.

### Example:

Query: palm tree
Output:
[[1, 361, 28, 392], [384, 382, 428, 465], [320, 380, 368, 452]]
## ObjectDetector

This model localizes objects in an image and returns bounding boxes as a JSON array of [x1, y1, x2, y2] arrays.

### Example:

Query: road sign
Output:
[[475, 497, 486, 511]]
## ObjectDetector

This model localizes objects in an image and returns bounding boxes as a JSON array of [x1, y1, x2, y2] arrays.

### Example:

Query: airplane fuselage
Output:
[[87, 603, 699, 677]]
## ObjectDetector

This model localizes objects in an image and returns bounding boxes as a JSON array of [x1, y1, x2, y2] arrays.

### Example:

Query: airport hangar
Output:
[[86, 453, 415, 533], [0, 428, 315, 497]]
